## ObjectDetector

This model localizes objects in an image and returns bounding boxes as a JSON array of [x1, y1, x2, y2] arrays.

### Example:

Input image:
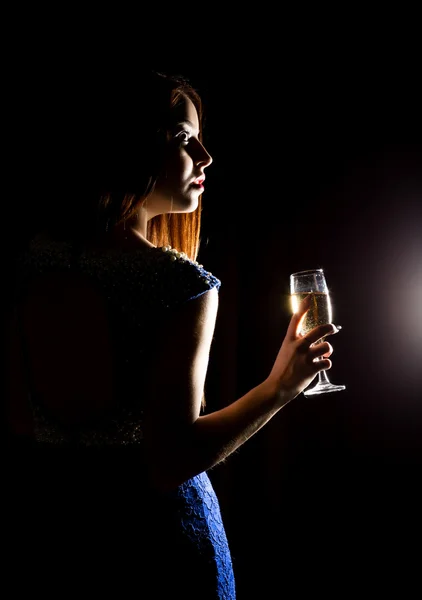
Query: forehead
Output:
[[171, 95, 199, 130]]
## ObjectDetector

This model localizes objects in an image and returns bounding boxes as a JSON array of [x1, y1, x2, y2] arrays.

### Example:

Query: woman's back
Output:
[[13, 268, 114, 425], [6, 234, 234, 599], [9, 234, 219, 442]]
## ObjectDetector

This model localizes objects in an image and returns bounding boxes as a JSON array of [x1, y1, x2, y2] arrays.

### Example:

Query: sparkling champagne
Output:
[[290, 268, 345, 395], [291, 291, 332, 336]]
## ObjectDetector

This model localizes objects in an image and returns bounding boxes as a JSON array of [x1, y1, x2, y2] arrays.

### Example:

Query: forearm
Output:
[[146, 289, 338, 491]]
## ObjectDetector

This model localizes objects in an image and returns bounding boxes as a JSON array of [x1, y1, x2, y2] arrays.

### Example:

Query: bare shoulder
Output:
[[170, 285, 219, 338], [152, 284, 219, 355]]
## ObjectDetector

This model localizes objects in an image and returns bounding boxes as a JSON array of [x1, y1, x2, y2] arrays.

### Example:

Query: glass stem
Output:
[[318, 369, 330, 384]]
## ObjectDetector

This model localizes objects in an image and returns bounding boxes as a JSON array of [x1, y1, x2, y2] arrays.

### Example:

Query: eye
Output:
[[175, 130, 191, 145]]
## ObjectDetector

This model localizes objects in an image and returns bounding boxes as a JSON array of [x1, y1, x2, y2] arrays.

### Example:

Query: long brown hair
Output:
[[39, 70, 205, 261]]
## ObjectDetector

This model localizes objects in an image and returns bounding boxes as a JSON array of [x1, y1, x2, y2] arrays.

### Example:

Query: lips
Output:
[[193, 176, 205, 185]]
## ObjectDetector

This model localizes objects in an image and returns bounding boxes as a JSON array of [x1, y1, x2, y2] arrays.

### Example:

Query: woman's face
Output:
[[145, 95, 213, 217]]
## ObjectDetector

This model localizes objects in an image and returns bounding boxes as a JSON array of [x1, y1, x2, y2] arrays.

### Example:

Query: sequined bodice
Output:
[[14, 235, 221, 446]]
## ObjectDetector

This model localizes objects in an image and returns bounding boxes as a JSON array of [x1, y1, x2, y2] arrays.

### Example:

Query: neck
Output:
[[131, 205, 149, 239], [108, 204, 157, 249]]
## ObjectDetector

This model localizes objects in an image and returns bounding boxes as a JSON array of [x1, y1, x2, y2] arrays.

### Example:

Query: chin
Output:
[[175, 194, 199, 213]]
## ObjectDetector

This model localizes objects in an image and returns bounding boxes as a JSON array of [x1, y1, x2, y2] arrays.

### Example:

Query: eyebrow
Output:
[[174, 119, 197, 130]]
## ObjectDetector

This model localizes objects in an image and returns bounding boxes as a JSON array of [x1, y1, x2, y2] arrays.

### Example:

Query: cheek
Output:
[[164, 151, 191, 182]]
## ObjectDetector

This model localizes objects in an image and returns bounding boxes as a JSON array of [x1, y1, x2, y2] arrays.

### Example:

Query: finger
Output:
[[308, 340, 333, 361], [305, 323, 338, 346], [287, 294, 312, 339], [315, 358, 332, 371]]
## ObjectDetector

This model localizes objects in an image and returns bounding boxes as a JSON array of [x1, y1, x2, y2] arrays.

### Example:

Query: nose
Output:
[[193, 140, 213, 168]]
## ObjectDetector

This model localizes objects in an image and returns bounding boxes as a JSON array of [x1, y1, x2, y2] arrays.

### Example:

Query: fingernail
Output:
[[333, 325, 342, 333]]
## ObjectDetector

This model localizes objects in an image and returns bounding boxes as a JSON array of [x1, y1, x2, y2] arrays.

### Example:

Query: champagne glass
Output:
[[290, 268, 346, 396]]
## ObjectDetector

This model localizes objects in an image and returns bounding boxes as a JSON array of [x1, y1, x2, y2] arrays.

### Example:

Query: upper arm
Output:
[[144, 286, 219, 440]]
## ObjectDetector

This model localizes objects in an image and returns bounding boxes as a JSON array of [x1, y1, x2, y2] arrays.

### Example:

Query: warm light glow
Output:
[[365, 191, 421, 400]]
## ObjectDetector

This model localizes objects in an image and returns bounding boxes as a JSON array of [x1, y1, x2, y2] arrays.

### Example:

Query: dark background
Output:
[[5, 25, 421, 597]]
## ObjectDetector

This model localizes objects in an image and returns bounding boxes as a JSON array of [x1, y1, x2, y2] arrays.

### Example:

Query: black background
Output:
[[5, 22, 422, 597]]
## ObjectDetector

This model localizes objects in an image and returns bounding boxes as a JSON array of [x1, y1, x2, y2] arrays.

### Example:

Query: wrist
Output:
[[261, 377, 294, 410]]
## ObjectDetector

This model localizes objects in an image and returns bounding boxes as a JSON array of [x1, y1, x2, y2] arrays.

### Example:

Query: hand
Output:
[[266, 294, 339, 404]]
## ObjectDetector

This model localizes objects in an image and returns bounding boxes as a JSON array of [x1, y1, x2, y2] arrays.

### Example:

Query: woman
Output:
[[6, 69, 339, 599]]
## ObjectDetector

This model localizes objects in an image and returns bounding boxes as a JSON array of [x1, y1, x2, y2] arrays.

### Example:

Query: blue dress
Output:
[[9, 236, 236, 599]]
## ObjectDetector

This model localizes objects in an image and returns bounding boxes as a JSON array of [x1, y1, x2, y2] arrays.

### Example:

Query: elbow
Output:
[[144, 423, 204, 492]]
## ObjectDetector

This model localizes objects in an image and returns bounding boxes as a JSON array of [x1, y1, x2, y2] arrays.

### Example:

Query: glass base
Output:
[[303, 382, 346, 396]]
